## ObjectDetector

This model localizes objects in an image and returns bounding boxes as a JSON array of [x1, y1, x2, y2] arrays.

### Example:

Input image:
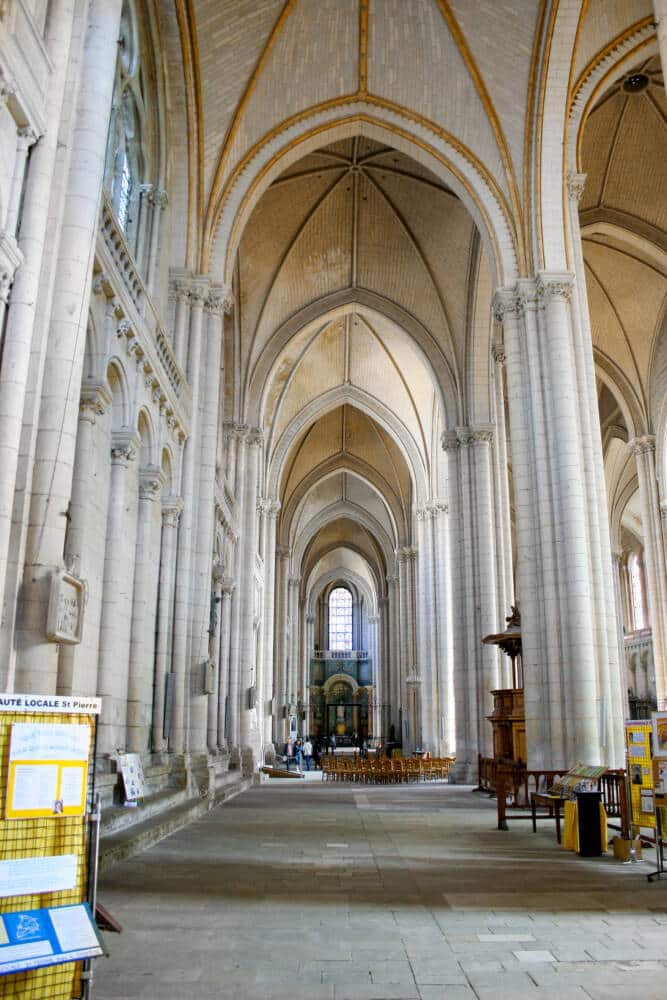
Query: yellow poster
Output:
[[5, 723, 90, 820], [625, 720, 655, 830]]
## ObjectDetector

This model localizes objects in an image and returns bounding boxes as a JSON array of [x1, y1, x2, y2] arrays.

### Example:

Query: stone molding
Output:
[[221, 578, 236, 597], [276, 545, 290, 559], [288, 576, 301, 588]]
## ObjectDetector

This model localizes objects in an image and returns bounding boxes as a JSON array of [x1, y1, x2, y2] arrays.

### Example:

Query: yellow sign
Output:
[[625, 720, 655, 830]]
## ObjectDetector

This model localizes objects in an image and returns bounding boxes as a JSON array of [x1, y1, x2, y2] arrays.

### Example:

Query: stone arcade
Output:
[[0, 0, 666, 871]]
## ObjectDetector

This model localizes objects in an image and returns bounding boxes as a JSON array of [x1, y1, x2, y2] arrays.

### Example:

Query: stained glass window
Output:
[[329, 587, 352, 651]]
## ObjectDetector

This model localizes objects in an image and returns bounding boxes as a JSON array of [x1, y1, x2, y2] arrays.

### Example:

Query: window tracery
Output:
[[103, 0, 156, 273], [329, 587, 353, 651]]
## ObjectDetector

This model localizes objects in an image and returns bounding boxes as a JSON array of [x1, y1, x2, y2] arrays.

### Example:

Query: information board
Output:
[[0, 903, 104, 975], [625, 720, 655, 829], [5, 723, 90, 819]]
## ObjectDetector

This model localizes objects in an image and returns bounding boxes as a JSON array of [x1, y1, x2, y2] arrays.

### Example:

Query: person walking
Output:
[[294, 738, 303, 769], [285, 738, 294, 771], [303, 737, 313, 771]]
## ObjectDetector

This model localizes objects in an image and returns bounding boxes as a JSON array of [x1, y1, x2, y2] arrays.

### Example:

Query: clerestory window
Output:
[[329, 587, 353, 651]]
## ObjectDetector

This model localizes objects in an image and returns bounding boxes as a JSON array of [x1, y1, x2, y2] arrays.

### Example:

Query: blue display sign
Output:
[[0, 902, 104, 975]]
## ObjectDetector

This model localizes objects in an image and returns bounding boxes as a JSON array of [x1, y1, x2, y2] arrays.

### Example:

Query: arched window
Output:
[[103, 0, 156, 268], [328, 587, 353, 651], [629, 553, 646, 631]]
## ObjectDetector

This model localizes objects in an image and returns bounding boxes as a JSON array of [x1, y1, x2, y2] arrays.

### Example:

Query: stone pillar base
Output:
[[228, 746, 241, 770], [240, 746, 256, 778]]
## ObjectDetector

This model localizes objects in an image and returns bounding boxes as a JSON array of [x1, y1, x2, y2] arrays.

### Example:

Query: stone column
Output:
[[0, 0, 80, 651], [288, 576, 301, 708], [654, 0, 667, 81], [97, 432, 140, 755], [152, 497, 182, 751], [386, 573, 401, 737], [611, 549, 629, 718], [15, 0, 124, 693], [227, 427, 248, 752], [274, 545, 290, 742], [567, 171, 624, 763], [491, 342, 514, 643], [397, 548, 417, 748], [415, 508, 437, 752], [444, 427, 499, 777], [368, 614, 380, 737], [57, 382, 112, 697], [207, 563, 224, 752], [171, 278, 191, 371], [217, 577, 235, 747], [127, 467, 164, 752], [633, 436, 667, 706], [238, 431, 263, 758], [147, 188, 168, 294], [6, 127, 39, 237], [259, 500, 280, 749], [189, 286, 229, 753], [493, 275, 612, 768], [430, 500, 454, 753], [170, 278, 208, 753]]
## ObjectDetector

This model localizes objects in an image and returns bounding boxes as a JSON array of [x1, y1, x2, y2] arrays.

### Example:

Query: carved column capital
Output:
[[161, 496, 184, 526], [206, 284, 234, 315], [457, 424, 494, 447], [631, 434, 656, 457], [566, 171, 587, 205], [492, 340, 506, 365], [246, 427, 264, 448], [536, 271, 575, 304], [110, 431, 140, 466], [148, 187, 168, 209], [188, 281, 209, 308], [258, 498, 281, 518], [441, 430, 460, 452], [397, 546, 417, 563], [139, 465, 165, 501], [491, 287, 520, 324], [79, 381, 112, 424], [16, 125, 40, 151]]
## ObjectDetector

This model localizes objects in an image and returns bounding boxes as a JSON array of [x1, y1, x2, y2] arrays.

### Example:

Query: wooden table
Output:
[[531, 792, 566, 843]]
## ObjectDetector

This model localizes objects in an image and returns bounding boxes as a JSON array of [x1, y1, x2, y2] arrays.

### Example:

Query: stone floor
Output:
[[94, 778, 667, 999]]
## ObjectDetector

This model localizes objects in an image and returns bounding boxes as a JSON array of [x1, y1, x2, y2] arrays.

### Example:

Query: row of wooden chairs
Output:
[[322, 756, 455, 784]]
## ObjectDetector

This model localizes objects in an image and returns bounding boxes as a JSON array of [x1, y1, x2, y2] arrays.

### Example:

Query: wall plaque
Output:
[[46, 569, 86, 645]]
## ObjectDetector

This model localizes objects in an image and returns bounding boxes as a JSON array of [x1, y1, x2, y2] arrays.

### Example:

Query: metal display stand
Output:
[[647, 801, 667, 882]]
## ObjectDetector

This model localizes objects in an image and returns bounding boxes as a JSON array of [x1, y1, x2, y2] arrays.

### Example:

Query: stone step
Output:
[[99, 772, 251, 873]]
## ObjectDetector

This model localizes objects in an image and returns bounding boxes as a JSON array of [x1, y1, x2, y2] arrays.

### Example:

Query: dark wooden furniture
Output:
[[531, 791, 565, 843]]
